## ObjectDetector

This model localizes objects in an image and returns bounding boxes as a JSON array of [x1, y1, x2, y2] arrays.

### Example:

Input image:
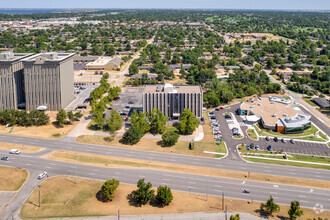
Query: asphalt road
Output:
[[1, 154, 329, 220]]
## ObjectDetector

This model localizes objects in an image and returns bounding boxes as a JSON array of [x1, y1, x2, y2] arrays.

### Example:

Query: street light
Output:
[[75, 154, 81, 184], [37, 185, 42, 207]]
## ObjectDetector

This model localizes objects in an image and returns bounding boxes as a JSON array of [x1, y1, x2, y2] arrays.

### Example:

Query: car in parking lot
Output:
[[267, 145, 272, 151], [224, 114, 232, 119], [37, 172, 47, 180], [120, 112, 128, 116], [273, 137, 278, 142], [114, 97, 120, 100], [255, 145, 260, 150], [242, 190, 250, 194], [1, 156, 9, 161], [215, 108, 220, 111], [246, 145, 251, 150], [281, 138, 286, 143], [128, 101, 134, 104], [219, 106, 224, 110], [265, 136, 270, 141], [290, 139, 295, 144]]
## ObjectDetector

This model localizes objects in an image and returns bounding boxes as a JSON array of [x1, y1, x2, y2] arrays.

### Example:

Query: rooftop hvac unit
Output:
[[272, 113, 277, 117]]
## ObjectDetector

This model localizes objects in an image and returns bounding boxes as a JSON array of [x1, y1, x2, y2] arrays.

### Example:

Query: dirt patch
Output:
[[44, 150, 330, 190], [20, 176, 329, 219], [0, 142, 43, 153], [0, 166, 28, 191]]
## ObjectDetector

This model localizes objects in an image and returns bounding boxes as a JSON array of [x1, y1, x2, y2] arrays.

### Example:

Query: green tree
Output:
[[288, 200, 303, 220], [230, 214, 240, 220], [106, 110, 122, 139], [162, 128, 179, 146], [97, 179, 120, 202], [155, 185, 173, 207], [122, 125, 144, 145], [260, 196, 280, 216], [129, 63, 139, 75], [177, 109, 200, 135], [267, 58, 276, 69], [130, 111, 150, 133], [132, 178, 154, 206], [74, 112, 83, 119], [67, 111, 74, 122], [147, 108, 168, 134], [56, 110, 67, 126]]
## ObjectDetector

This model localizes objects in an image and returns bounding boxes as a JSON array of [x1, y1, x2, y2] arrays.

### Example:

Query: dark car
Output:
[[267, 145, 272, 151], [114, 97, 120, 100], [215, 108, 220, 111], [120, 112, 128, 116], [128, 101, 134, 104], [281, 138, 286, 143], [225, 114, 232, 119], [1, 156, 9, 161], [290, 139, 295, 144], [265, 136, 270, 141], [242, 190, 250, 194], [273, 137, 278, 142]]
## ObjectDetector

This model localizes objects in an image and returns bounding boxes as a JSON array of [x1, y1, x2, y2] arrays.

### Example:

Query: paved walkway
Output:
[[51, 212, 266, 220]]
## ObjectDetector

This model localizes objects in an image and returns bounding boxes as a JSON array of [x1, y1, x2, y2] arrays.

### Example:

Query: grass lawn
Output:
[[302, 97, 318, 107], [0, 166, 28, 191], [318, 132, 328, 140], [45, 150, 330, 190], [0, 121, 79, 139], [76, 135, 226, 158], [0, 142, 44, 153], [244, 157, 330, 170], [20, 176, 329, 219], [246, 129, 258, 140]]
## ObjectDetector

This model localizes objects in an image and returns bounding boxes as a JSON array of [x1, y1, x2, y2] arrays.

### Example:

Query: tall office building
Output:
[[0, 52, 32, 111], [22, 52, 75, 111], [143, 83, 203, 119]]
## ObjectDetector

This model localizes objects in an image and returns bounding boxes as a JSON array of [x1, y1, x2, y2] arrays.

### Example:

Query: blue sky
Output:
[[1, 0, 330, 10]]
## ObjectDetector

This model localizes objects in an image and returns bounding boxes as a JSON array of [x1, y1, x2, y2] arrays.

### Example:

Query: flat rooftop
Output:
[[22, 52, 75, 63], [241, 97, 303, 126], [0, 52, 33, 62], [144, 84, 202, 94]]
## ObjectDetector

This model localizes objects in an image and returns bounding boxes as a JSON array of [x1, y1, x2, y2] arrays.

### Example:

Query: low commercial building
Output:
[[142, 83, 203, 119], [0, 52, 33, 110], [22, 52, 75, 111], [313, 98, 330, 108], [238, 96, 311, 134], [85, 57, 123, 70]]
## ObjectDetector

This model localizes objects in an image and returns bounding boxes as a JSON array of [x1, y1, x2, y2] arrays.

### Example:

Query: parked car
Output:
[[273, 137, 278, 142], [267, 145, 272, 151], [242, 190, 250, 194], [1, 156, 9, 161], [128, 101, 134, 104], [219, 106, 224, 110], [246, 145, 251, 150], [37, 172, 47, 180], [281, 138, 286, 143], [265, 136, 270, 141], [215, 108, 220, 111], [9, 149, 20, 155], [114, 97, 120, 100], [225, 114, 232, 119], [120, 112, 128, 116], [290, 139, 295, 144]]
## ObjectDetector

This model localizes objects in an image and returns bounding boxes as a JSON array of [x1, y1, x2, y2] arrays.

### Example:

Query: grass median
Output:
[[20, 176, 329, 220], [43, 150, 330, 190], [76, 135, 226, 158], [247, 129, 258, 140], [0, 166, 28, 191], [0, 142, 44, 153]]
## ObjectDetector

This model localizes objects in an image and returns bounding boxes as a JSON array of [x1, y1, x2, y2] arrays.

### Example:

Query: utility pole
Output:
[[222, 192, 225, 210], [117, 209, 120, 220], [225, 206, 228, 220], [37, 185, 42, 207], [75, 154, 81, 184]]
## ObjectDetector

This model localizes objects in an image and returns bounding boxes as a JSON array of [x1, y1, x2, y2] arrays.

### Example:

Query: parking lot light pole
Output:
[[75, 154, 81, 184]]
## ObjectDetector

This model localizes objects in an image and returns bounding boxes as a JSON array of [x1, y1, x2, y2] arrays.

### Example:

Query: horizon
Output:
[[1, 0, 330, 11]]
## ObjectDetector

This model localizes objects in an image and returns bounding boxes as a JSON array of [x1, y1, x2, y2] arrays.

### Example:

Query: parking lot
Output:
[[65, 83, 99, 111], [214, 103, 330, 157]]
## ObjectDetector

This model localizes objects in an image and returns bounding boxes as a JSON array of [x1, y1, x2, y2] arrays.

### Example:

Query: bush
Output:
[[155, 185, 173, 207], [123, 125, 144, 145], [162, 128, 179, 146], [97, 179, 120, 202], [132, 178, 154, 206]]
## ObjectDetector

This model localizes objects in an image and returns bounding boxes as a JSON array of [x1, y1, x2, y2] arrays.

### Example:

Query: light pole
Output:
[[75, 154, 81, 184], [37, 185, 42, 207]]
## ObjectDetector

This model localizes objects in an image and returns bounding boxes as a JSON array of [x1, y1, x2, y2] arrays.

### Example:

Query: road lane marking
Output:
[[89, 173, 96, 175], [299, 195, 307, 198]]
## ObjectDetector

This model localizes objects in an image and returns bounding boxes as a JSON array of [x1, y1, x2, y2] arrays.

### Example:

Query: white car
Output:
[[37, 172, 47, 180], [9, 149, 20, 155]]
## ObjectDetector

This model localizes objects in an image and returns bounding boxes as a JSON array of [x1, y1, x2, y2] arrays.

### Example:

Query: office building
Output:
[[22, 52, 75, 111], [0, 52, 32, 110], [143, 83, 203, 119]]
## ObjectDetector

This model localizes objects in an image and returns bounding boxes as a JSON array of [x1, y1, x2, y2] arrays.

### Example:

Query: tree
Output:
[[260, 196, 280, 216], [97, 179, 120, 202], [177, 109, 200, 135], [106, 110, 122, 139], [132, 178, 154, 206], [155, 185, 173, 207], [288, 200, 303, 220], [230, 214, 240, 220], [67, 111, 74, 122], [130, 111, 150, 133], [267, 58, 276, 69], [148, 108, 168, 134], [74, 112, 83, 119], [129, 63, 139, 75], [56, 110, 67, 126], [162, 128, 179, 146], [123, 125, 144, 145]]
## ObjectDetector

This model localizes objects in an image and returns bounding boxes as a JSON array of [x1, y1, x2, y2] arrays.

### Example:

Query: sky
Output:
[[1, 0, 330, 10]]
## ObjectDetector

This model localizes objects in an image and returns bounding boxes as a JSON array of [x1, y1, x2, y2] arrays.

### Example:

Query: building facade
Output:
[[0, 52, 33, 111], [22, 52, 75, 111], [143, 84, 203, 119]]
